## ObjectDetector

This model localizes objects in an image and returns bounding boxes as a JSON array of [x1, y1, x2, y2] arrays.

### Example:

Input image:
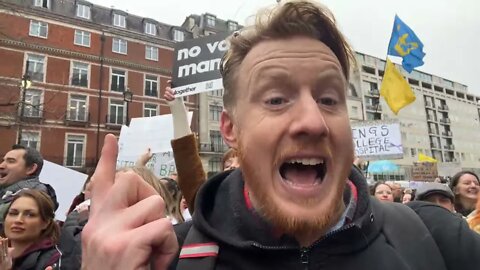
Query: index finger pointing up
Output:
[[90, 134, 118, 215]]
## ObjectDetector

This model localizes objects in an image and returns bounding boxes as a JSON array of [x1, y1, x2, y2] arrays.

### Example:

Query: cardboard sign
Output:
[[171, 33, 230, 97], [39, 161, 88, 221], [412, 162, 438, 182], [351, 120, 403, 161], [117, 152, 176, 178]]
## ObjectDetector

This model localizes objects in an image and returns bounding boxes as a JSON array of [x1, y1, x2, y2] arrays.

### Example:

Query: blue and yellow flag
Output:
[[380, 58, 416, 114], [387, 15, 425, 73]]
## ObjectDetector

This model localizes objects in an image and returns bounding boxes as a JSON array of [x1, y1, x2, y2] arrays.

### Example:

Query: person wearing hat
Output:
[[415, 182, 455, 212]]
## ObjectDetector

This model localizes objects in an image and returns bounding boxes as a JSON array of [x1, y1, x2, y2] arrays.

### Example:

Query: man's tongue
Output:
[[283, 166, 318, 186]]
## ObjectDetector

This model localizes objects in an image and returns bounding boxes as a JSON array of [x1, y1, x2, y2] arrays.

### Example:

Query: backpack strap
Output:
[[176, 224, 218, 270]]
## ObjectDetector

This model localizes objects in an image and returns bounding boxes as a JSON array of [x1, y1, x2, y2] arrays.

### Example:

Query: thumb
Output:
[[45, 267, 53, 270]]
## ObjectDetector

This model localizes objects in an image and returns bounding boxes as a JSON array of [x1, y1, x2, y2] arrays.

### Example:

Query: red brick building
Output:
[[0, 0, 197, 172]]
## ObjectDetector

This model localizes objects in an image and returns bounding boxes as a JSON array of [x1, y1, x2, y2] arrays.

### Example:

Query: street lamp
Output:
[[123, 88, 133, 125], [17, 61, 32, 145]]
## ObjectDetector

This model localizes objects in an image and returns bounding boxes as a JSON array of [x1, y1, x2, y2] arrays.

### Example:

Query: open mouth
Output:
[[279, 158, 327, 188], [0, 172, 6, 179]]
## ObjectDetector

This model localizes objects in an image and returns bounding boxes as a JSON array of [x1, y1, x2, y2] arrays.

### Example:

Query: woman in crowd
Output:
[[450, 170, 480, 216], [372, 181, 394, 202], [160, 177, 186, 224], [3, 189, 61, 269], [402, 188, 414, 204]]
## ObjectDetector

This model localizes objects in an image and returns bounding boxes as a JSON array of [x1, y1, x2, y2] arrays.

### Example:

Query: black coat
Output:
[[58, 210, 88, 270], [171, 168, 480, 270]]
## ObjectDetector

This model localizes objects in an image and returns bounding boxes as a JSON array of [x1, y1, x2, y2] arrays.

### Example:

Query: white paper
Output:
[[39, 161, 88, 221]]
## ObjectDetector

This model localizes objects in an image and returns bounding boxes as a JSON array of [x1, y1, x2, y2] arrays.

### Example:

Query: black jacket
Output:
[[171, 167, 480, 270], [59, 210, 88, 270], [13, 238, 61, 270]]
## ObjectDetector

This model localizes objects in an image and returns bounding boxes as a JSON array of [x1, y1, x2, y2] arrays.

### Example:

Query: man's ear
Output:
[[220, 110, 238, 149], [25, 163, 38, 176]]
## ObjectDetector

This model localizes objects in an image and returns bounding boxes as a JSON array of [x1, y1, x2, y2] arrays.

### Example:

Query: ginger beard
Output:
[[237, 136, 347, 239]]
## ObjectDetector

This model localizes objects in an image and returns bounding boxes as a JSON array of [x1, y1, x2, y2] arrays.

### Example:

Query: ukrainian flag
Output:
[[387, 15, 425, 73]]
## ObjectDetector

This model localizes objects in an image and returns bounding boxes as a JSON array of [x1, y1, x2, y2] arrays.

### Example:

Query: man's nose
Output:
[[289, 94, 329, 138]]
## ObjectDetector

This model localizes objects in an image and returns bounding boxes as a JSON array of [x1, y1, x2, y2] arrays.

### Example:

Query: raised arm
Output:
[[165, 82, 206, 214]]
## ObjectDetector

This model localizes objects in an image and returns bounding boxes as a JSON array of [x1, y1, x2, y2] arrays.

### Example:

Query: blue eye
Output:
[[266, 97, 285, 106]]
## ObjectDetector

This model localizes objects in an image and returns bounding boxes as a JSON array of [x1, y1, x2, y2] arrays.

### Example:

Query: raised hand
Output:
[[164, 80, 175, 102], [136, 148, 153, 167], [82, 134, 178, 270]]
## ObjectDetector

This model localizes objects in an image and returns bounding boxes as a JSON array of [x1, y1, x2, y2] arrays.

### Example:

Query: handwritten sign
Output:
[[351, 120, 403, 161], [412, 162, 438, 182], [171, 32, 229, 97], [117, 152, 176, 178]]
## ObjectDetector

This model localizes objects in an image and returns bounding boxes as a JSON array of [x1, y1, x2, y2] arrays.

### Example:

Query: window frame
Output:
[[29, 20, 48, 38], [67, 94, 88, 121], [110, 69, 127, 92], [108, 99, 126, 125], [74, 29, 91, 47], [70, 61, 90, 88], [20, 130, 41, 150], [112, 38, 128, 54], [144, 22, 157, 36], [64, 133, 87, 168], [145, 45, 159, 61], [144, 74, 158, 97], [113, 13, 126, 28], [25, 54, 46, 82], [76, 4, 91, 19], [143, 103, 158, 117]]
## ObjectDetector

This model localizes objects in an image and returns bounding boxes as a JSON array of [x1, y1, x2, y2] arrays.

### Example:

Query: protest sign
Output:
[[351, 120, 403, 161], [412, 162, 438, 182], [117, 152, 177, 178], [39, 161, 88, 221], [171, 32, 229, 97], [118, 112, 193, 158]]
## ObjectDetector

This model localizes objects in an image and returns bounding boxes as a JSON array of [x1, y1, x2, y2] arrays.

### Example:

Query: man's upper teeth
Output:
[[287, 158, 324, 165]]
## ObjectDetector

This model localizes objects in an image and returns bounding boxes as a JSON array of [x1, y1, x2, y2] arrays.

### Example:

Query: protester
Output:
[[449, 170, 480, 216], [0, 145, 58, 229], [372, 181, 394, 202], [401, 188, 414, 204], [82, 1, 480, 269], [2, 189, 60, 269], [222, 148, 239, 171], [415, 182, 455, 212], [66, 177, 92, 216], [160, 177, 185, 224]]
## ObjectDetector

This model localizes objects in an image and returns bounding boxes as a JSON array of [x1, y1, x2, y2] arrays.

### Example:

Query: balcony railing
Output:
[[442, 131, 453, 137], [65, 110, 90, 126], [430, 143, 439, 149], [199, 143, 229, 153], [427, 115, 436, 121], [368, 89, 380, 96], [425, 101, 434, 108], [438, 104, 449, 111], [440, 118, 451, 124], [366, 104, 382, 111]]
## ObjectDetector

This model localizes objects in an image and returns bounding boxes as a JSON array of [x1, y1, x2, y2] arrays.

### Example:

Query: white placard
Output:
[[39, 161, 88, 221], [351, 120, 403, 161], [116, 152, 177, 178], [119, 112, 193, 158]]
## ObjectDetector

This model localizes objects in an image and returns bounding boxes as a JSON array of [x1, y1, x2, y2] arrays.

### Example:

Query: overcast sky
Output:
[[89, 0, 480, 95]]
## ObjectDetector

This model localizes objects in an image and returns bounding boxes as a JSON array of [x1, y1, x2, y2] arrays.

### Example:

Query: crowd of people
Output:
[[0, 0, 480, 269]]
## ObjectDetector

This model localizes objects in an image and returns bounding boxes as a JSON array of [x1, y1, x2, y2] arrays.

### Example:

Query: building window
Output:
[[209, 89, 223, 97], [173, 30, 184, 42], [111, 69, 126, 92], [71, 62, 89, 87], [208, 157, 222, 173], [74, 30, 91, 47], [210, 130, 224, 152], [144, 22, 156, 35], [145, 45, 158, 61], [76, 4, 91, 19], [144, 75, 158, 97], [20, 131, 40, 150], [144, 103, 157, 117], [113, 13, 126, 28], [26, 54, 45, 82], [112, 38, 127, 54], [410, 148, 417, 157], [209, 105, 222, 121], [65, 134, 86, 167], [108, 100, 125, 125], [33, 0, 49, 8], [24, 89, 42, 118], [206, 15, 216, 27], [68, 95, 87, 121], [228, 21, 237, 32], [29, 20, 48, 38]]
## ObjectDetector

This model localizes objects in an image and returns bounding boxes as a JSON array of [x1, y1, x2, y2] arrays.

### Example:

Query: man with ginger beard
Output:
[[81, 1, 480, 270]]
